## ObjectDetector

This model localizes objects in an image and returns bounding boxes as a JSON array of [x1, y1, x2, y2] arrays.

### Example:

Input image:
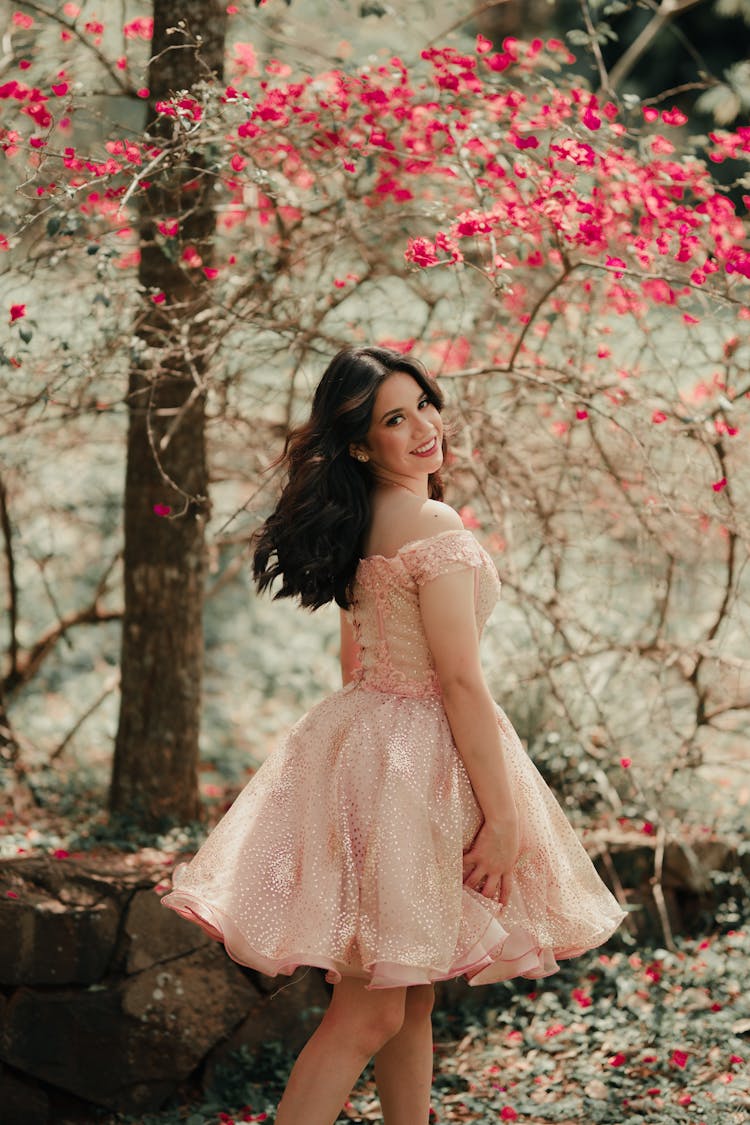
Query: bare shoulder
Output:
[[411, 500, 465, 539], [364, 496, 464, 558]]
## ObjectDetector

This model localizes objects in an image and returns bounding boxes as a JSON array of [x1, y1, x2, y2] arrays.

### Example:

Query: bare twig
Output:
[[505, 265, 575, 371], [651, 826, 677, 951], [580, 0, 614, 98], [607, 0, 707, 94], [18, 0, 135, 96], [426, 0, 514, 49], [3, 557, 122, 694], [50, 672, 120, 761]]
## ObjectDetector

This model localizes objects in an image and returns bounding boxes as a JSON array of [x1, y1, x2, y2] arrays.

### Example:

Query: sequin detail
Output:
[[162, 529, 626, 989]]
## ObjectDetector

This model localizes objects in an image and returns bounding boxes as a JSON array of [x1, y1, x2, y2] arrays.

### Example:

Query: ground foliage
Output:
[[76, 918, 750, 1125]]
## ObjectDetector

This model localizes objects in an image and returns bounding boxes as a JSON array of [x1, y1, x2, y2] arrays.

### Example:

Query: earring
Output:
[[355, 453, 368, 463]]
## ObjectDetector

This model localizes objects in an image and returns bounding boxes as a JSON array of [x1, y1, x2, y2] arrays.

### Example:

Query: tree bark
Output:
[[110, 1, 227, 827]]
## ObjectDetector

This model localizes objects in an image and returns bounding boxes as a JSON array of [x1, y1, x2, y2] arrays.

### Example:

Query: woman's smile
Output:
[[352, 370, 444, 492], [411, 436, 438, 457]]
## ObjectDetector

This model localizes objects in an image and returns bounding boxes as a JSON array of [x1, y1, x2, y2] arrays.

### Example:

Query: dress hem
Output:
[[160, 888, 626, 990]]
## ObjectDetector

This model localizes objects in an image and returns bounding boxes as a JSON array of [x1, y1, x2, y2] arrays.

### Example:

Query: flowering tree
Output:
[[1, 3, 748, 848]]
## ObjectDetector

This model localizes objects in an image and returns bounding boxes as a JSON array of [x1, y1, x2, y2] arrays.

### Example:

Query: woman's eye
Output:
[[418, 397, 429, 409], [386, 414, 403, 426]]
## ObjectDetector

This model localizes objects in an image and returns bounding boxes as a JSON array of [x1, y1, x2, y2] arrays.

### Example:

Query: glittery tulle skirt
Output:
[[161, 682, 626, 989]]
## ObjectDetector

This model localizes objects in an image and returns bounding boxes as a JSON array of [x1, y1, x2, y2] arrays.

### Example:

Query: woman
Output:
[[162, 345, 626, 1124]]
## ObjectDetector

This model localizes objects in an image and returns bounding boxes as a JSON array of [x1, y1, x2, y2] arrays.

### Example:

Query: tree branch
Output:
[[3, 605, 122, 695], [606, 0, 707, 94], [580, 0, 614, 98], [3, 554, 122, 694], [17, 1, 136, 96], [50, 672, 120, 761]]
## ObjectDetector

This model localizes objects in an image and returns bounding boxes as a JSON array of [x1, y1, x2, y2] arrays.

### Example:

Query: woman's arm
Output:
[[339, 609, 361, 686], [419, 564, 520, 904]]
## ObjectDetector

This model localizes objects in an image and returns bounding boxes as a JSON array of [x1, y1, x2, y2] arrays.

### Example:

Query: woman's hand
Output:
[[462, 813, 520, 906]]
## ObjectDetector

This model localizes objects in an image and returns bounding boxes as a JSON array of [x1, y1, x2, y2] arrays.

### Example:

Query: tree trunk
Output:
[[110, 1, 227, 827]]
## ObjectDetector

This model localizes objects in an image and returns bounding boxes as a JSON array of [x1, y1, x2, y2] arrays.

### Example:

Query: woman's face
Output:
[[352, 371, 443, 489]]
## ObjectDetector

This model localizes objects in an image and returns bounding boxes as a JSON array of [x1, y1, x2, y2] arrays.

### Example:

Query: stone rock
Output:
[[1, 946, 257, 1113], [0, 1063, 50, 1124], [204, 967, 329, 1088], [124, 887, 210, 973], [0, 859, 122, 986]]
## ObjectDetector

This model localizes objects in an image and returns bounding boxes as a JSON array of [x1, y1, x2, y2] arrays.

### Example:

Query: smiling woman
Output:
[[251, 346, 448, 609], [161, 344, 626, 1125], [349, 371, 444, 490]]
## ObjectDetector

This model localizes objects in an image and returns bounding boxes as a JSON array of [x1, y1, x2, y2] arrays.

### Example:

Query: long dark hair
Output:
[[252, 345, 446, 610]]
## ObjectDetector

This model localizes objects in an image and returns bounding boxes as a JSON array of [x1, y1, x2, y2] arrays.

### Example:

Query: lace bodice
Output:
[[350, 529, 501, 698]]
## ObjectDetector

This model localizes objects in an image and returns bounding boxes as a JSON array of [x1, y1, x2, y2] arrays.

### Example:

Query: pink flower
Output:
[[9, 303, 26, 322], [153, 503, 172, 517], [712, 477, 727, 492], [5, 890, 18, 899], [151, 292, 166, 304], [405, 237, 439, 267], [181, 245, 203, 268], [500, 1109, 518, 1122], [576, 409, 588, 420], [582, 100, 601, 130], [52, 849, 70, 859], [610, 1053, 627, 1067], [123, 17, 153, 40], [642, 278, 676, 305], [459, 506, 480, 530], [620, 757, 632, 768], [671, 1049, 689, 1069], [485, 52, 513, 73], [662, 107, 687, 127], [652, 411, 668, 424], [605, 256, 626, 276]]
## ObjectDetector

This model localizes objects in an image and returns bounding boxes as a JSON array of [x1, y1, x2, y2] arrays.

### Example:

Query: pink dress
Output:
[[161, 529, 626, 989]]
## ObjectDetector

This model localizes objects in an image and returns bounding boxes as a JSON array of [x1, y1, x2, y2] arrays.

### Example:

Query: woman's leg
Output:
[[373, 983, 435, 1125], [274, 976, 407, 1125]]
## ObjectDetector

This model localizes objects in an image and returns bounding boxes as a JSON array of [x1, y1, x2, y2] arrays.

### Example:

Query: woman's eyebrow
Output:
[[379, 393, 425, 422]]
